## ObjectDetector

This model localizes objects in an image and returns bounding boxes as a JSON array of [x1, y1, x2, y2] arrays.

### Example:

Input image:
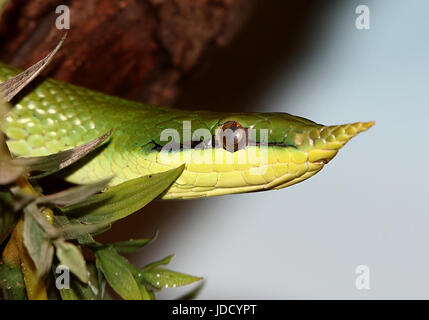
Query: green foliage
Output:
[[101, 236, 156, 254], [95, 246, 201, 300], [0, 46, 201, 300], [0, 114, 200, 300], [22, 208, 54, 277], [55, 263, 101, 300], [0, 132, 200, 299], [54, 239, 89, 283], [140, 267, 202, 290], [95, 247, 142, 300], [62, 165, 184, 224], [0, 262, 26, 300]]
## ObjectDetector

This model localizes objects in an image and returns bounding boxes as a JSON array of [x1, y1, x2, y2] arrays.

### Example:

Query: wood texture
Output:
[[0, 0, 253, 105]]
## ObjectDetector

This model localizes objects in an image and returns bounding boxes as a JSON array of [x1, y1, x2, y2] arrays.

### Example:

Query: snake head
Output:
[[159, 112, 375, 199]]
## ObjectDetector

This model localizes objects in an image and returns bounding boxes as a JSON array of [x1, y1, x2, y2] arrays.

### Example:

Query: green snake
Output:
[[0, 62, 374, 199]]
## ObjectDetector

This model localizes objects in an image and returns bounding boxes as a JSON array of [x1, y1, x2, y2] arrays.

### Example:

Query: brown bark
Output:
[[0, 0, 253, 105]]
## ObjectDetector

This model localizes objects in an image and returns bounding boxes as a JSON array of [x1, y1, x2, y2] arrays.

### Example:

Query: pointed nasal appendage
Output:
[[307, 121, 375, 164]]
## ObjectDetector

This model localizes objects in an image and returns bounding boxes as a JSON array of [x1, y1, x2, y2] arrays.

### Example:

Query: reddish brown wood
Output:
[[0, 0, 253, 105]]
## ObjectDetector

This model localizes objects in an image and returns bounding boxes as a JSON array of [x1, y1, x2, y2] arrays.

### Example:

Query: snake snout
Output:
[[307, 121, 375, 164], [328, 121, 375, 144]]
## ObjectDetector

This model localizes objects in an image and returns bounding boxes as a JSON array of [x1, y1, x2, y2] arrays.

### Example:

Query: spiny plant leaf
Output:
[[0, 130, 111, 183], [53, 214, 99, 245], [142, 254, 175, 272], [107, 233, 157, 254], [13, 130, 113, 179], [59, 221, 111, 241], [94, 247, 153, 300], [54, 239, 89, 283], [140, 267, 202, 291], [36, 178, 111, 207], [63, 165, 185, 224], [0, 34, 66, 102], [23, 209, 54, 277], [95, 247, 142, 300]]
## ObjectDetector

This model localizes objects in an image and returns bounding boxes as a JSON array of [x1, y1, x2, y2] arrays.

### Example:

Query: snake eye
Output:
[[217, 121, 248, 152]]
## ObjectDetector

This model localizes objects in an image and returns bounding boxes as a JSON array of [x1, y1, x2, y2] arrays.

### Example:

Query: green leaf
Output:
[[51, 263, 78, 300], [177, 281, 205, 300], [23, 209, 54, 276], [36, 178, 111, 207], [75, 232, 97, 245], [141, 267, 201, 290], [58, 285, 79, 300], [54, 239, 89, 283], [53, 214, 99, 245], [94, 262, 110, 300], [142, 254, 174, 272], [63, 165, 185, 224], [110, 233, 157, 254], [94, 247, 156, 300], [53, 214, 110, 241], [147, 290, 156, 300], [71, 276, 97, 300], [0, 191, 17, 245], [139, 283, 153, 300], [95, 247, 142, 300], [0, 262, 26, 300], [55, 263, 99, 300], [62, 222, 111, 240]]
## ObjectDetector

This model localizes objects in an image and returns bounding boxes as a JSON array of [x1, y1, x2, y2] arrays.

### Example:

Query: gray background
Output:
[[107, 0, 429, 299]]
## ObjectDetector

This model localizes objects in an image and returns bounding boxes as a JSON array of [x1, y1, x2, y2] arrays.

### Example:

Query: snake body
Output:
[[0, 62, 374, 199]]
